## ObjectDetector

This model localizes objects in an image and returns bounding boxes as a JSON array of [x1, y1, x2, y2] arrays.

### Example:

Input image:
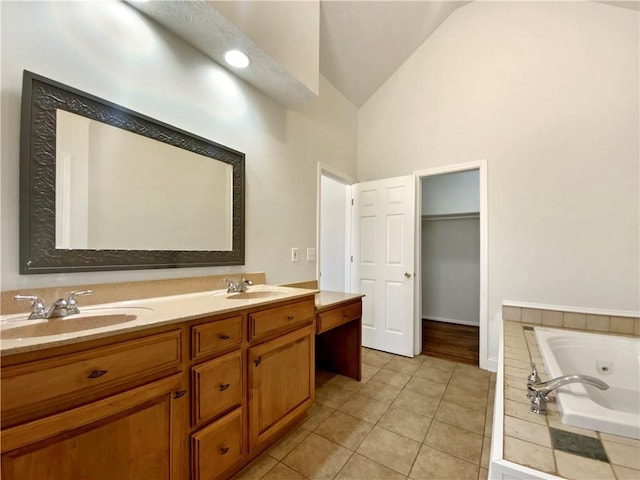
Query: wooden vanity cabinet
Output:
[[247, 298, 316, 454], [189, 314, 246, 480], [1, 330, 182, 428], [315, 298, 363, 381], [192, 350, 243, 428], [0, 328, 187, 480], [192, 407, 243, 480], [188, 296, 316, 478], [1, 294, 318, 480]]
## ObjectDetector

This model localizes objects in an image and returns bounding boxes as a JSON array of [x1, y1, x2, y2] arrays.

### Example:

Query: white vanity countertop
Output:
[[0, 285, 318, 357], [315, 291, 365, 312]]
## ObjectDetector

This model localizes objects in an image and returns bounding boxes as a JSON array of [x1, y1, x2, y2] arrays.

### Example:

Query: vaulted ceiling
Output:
[[131, 0, 639, 108], [319, 1, 468, 106]]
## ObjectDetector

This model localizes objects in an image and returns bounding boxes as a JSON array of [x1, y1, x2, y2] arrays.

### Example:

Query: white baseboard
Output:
[[422, 315, 480, 327]]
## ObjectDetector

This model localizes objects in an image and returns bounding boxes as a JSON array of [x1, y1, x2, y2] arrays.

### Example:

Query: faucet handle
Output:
[[67, 290, 92, 302], [239, 277, 253, 292], [224, 278, 237, 293], [14, 295, 47, 319], [66, 290, 92, 311], [528, 362, 541, 385]]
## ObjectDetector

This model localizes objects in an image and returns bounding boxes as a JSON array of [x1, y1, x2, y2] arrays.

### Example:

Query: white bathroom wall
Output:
[[422, 217, 480, 325], [0, 1, 357, 291], [421, 170, 479, 216], [358, 1, 640, 368]]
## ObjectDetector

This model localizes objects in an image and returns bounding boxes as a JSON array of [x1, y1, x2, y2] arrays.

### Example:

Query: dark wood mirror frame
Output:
[[20, 70, 245, 274]]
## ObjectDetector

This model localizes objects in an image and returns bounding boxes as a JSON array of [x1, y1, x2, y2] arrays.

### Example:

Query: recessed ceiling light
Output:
[[224, 50, 250, 69]]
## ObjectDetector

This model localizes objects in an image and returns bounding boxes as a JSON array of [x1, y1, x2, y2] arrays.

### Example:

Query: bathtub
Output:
[[534, 327, 640, 439]]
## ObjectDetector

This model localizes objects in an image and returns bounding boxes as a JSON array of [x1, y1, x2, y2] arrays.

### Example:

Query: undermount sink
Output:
[[1, 307, 153, 339], [227, 290, 284, 300]]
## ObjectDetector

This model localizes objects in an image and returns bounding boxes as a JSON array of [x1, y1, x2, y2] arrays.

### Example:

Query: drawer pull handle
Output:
[[218, 334, 231, 340], [254, 356, 262, 367], [219, 446, 230, 455], [174, 390, 187, 399], [286, 315, 295, 321], [219, 383, 230, 391], [87, 369, 108, 379]]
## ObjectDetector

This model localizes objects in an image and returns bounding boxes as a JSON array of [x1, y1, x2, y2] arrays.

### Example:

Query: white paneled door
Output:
[[352, 175, 415, 357]]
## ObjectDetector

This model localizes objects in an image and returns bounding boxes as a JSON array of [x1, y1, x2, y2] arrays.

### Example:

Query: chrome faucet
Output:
[[527, 362, 609, 414], [14, 290, 93, 319], [14, 295, 47, 319], [224, 277, 253, 293]]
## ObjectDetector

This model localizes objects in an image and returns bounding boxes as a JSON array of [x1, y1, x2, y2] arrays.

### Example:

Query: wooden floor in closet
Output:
[[421, 319, 479, 366]]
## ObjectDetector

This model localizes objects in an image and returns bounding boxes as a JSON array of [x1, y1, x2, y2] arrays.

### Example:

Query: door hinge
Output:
[[350, 255, 353, 263], [351, 198, 354, 206]]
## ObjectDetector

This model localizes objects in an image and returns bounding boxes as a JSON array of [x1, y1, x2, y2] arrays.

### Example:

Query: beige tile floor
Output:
[[235, 348, 496, 480]]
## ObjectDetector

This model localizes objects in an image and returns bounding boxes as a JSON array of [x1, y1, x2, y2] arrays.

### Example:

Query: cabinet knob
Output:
[[254, 356, 262, 367], [174, 390, 187, 399], [218, 334, 231, 340], [286, 315, 295, 321], [219, 383, 230, 392], [87, 369, 108, 379], [219, 446, 230, 455]]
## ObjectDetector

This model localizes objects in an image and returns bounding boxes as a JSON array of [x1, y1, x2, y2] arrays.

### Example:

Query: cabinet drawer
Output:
[[1, 330, 181, 422], [316, 301, 362, 334], [249, 300, 314, 340], [192, 407, 243, 480], [192, 315, 242, 360], [192, 350, 242, 427]]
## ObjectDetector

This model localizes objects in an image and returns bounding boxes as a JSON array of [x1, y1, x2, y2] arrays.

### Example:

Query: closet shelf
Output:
[[421, 212, 479, 221]]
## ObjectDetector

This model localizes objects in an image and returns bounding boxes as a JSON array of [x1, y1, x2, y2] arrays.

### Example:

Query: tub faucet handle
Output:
[[528, 374, 609, 415], [528, 362, 541, 386]]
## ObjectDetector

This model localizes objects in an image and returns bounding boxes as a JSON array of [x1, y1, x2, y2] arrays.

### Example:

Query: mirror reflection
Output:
[[20, 70, 245, 274], [55, 110, 233, 251]]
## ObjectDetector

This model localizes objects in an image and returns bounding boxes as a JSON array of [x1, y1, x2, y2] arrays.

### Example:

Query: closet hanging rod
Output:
[[421, 212, 480, 221]]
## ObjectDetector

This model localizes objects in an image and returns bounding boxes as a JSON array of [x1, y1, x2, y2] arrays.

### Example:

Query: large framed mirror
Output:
[[20, 70, 245, 274]]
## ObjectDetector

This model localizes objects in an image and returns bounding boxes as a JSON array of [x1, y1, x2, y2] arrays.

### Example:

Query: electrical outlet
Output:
[[291, 247, 299, 262], [307, 248, 316, 261]]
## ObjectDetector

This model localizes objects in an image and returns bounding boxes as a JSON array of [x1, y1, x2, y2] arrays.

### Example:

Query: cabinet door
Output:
[[1, 374, 182, 480], [248, 325, 314, 452]]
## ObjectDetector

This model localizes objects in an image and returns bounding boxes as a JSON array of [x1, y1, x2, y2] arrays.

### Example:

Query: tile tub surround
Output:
[[501, 320, 640, 479], [501, 305, 640, 337], [234, 351, 496, 480]]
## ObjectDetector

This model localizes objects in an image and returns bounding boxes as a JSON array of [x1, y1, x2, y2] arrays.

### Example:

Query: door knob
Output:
[[404, 272, 413, 278]]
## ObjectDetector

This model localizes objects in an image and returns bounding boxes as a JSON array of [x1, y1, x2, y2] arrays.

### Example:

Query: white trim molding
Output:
[[413, 159, 489, 370]]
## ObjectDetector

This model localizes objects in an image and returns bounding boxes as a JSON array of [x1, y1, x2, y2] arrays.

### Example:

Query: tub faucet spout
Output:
[[527, 364, 609, 414], [533, 374, 609, 395]]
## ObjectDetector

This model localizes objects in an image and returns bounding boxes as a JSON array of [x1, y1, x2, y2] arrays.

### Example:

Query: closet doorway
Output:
[[417, 166, 484, 365]]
